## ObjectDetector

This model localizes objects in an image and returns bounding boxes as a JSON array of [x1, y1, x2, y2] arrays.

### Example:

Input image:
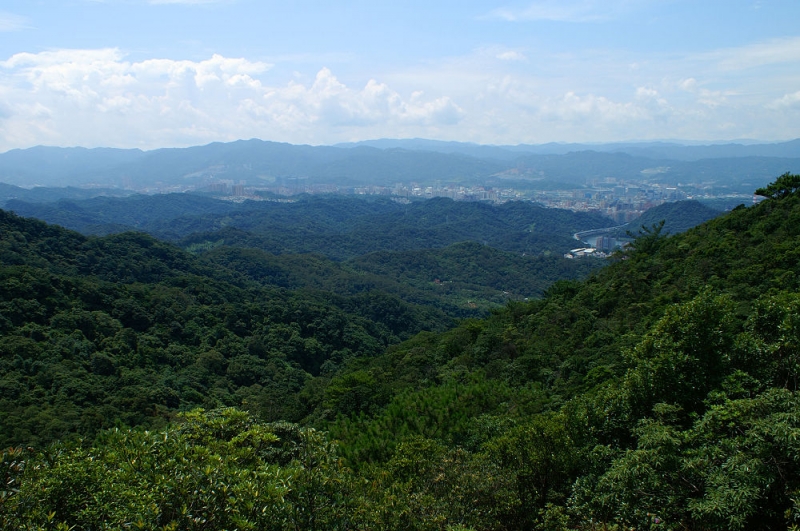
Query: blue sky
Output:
[[1, 0, 799, 150]]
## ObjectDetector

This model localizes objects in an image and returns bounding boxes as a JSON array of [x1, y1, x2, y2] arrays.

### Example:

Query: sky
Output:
[[1, 0, 799, 151]]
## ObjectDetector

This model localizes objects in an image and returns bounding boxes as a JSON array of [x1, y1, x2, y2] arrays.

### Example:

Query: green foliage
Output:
[[570, 389, 800, 531], [611, 199, 722, 237], [755, 172, 800, 199], [6, 173, 800, 530], [0, 409, 353, 531], [320, 173, 800, 529], [625, 220, 666, 256], [0, 210, 447, 448], [486, 414, 584, 528], [12, 192, 613, 259], [624, 290, 739, 418]]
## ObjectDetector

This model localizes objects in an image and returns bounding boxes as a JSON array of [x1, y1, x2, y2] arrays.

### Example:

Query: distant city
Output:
[[199, 176, 757, 224]]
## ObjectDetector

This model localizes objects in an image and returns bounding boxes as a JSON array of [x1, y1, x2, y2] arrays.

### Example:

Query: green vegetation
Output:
[[9, 193, 612, 258], [207, 241, 600, 316], [611, 199, 723, 236], [3, 174, 800, 529], [0, 210, 453, 448], [755, 170, 800, 198], [8, 192, 606, 314]]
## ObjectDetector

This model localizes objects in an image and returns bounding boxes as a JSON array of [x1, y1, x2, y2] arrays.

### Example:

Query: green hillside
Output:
[[0, 210, 453, 448], [319, 175, 800, 529], [2, 175, 800, 530], [8, 193, 613, 258], [614, 199, 724, 236], [177, 195, 611, 259], [204, 241, 600, 317]]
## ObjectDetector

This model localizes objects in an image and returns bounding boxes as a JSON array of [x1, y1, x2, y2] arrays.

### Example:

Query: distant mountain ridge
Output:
[[0, 182, 135, 208], [336, 137, 800, 161], [1, 138, 799, 191]]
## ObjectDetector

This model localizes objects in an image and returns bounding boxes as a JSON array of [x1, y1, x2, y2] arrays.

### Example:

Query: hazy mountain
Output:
[[0, 140, 507, 189], [337, 137, 800, 161], [4, 193, 244, 236], [0, 146, 144, 187], [334, 138, 529, 161], [2, 138, 799, 191], [0, 182, 135, 208]]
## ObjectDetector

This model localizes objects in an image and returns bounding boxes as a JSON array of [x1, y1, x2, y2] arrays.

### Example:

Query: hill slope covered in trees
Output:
[[613, 199, 724, 236], [7, 193, 612, 258], [0, 210, 460, 447], [3, 175, 800, 530]]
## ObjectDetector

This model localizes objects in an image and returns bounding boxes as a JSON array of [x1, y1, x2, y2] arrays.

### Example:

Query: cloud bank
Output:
[[0, 39, 798, 150], [0, 49, 464, 149]]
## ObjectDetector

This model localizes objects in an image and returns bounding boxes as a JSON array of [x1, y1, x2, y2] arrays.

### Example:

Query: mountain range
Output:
[[1, 138, 799, 193]]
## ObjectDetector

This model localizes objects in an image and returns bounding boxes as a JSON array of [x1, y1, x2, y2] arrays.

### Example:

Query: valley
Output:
[[1, 143, 799, 529]]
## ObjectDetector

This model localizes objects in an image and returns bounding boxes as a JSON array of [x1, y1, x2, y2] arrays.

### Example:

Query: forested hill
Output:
[[614, 198, 725, 236], [3, 175, 800, 530], [320, 174, 800, 529], [7, 193, 613, 258], [204, 241, 600, 316], [0, 209, 457, 447], [0, 205, 598, 447]]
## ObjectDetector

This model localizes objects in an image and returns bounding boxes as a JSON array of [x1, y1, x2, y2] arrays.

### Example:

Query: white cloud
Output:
[[250, 68, 464, 129], [0, 12, 27, 32], [701, 36, 800, 71], [488, 0, 647, 22], [678, 78, 697, 91], [541, 91, 655, 123], [0, 49, 465, 149], [496, 51, 527, 61], [768, 91, 800, 109], [2, 29, 800, 150], [671, 75, 739, 108]]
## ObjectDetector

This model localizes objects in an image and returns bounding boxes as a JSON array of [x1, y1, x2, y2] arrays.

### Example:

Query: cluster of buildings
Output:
[[386, 183, 524, 202], [197, 175, 729, 224], [531, 181, 691, 223], [200, 180, 526, 203], [206, 179, 248, 196], [564, 247, 611, 259]]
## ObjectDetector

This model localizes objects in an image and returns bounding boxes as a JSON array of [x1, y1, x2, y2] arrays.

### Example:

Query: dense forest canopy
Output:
[[0, 196, 610, 449], [2, 174, 800, 530], [6, 193, 612, 258]]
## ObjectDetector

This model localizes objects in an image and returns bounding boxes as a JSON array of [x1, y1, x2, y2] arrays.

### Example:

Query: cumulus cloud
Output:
[[541, 91, 647, 123], [671, 76, 739, 108], [2, 33, 800, 150], [768, 91, 800, 109], [0, 49, 465, 149], [250, 68, 464, 129]]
